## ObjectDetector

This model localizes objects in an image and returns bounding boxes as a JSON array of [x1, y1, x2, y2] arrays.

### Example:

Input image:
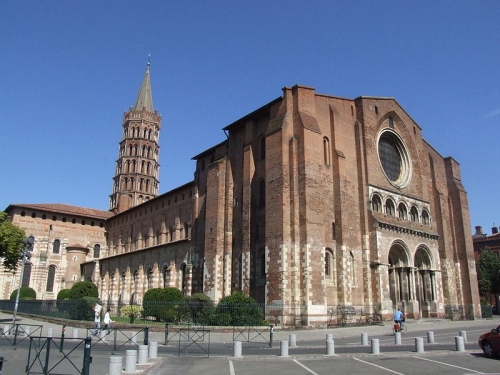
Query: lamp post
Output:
[[12, 237, 33, 325]]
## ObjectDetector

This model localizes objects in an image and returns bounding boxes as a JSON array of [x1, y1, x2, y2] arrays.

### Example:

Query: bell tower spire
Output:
[[109, 59, 162, 214]]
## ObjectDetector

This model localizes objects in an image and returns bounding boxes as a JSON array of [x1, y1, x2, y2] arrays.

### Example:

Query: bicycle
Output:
[[392, 320, 407, 334]]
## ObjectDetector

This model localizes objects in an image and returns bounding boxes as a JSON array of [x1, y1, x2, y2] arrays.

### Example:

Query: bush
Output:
[[70, 296, 101, 321], [178, 293, 215, 324], [215, 292, 264, 326], [120, 305, 143, 323], [68, 281, 98, 299], [57, 289, 71, 300], [142, 287, 183, 322], [10, 286, 36, 300]]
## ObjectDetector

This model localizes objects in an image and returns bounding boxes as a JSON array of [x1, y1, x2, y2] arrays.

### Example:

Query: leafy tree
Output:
[[9, 286, 36, 300], [68, 281, 98, 299], [57, 289, 72, 300], [0, 212, 26, 271], [476, 249, 500, 302], [178, 293, 215, 324]]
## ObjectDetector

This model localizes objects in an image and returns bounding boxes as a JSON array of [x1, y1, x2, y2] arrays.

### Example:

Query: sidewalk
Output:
[[1, 310, 498, 375]]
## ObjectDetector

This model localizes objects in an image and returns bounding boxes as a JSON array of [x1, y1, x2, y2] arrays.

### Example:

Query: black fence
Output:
[[0, 300, 479, 327]]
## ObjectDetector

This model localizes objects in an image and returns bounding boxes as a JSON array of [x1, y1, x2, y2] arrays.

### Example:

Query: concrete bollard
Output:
[[289, 334, 297, 347], [138, 344, 148, 365], [149, 342, 158, 359], [3, 325, 11, 336], [73, 329, 79, 338], [371, 339, 380, 355], [326, 339, 335, 355], [394, 331, 402, 345], [459, 330, 468, 343], [326, 333, 333, 341], [361, 333, 369, 346], [280, 340, 289, 357], [233, 341, 242, 358], [109, 356, 123, 375], [455, 336, 465, 352], [124, 350, 137, 372], [415, 337, 424, 353], [131, 332, 138, 344], [99, 330, 106, 341], [47, 328, 53, 337], [427, 331, 435, 344], [24, 326, 31, 337]]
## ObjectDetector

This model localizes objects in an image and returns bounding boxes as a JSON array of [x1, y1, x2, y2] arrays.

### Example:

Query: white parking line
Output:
[[353, 358, 406, 374], [293, 359, 320, 375], [412, 356, 482, 373], [229, 359, 235, 375]]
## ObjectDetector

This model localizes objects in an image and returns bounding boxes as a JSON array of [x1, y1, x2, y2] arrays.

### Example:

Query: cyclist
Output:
[[393, 308, 404, 332]]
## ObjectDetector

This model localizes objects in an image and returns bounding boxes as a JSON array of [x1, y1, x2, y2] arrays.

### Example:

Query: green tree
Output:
[[142, 287, 183, 321], [477, 249, 500, 301], [0, 212, 26, 271], [68, 281, 98, 299], [9, 286, 36, 300]]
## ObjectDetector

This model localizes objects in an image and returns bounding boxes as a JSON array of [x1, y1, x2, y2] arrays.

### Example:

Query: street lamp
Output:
[[12, 237, 33, 325]]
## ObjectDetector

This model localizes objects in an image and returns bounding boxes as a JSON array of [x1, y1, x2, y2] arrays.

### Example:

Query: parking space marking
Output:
[[229, 359, 235, 375], [293, 359, 320, 375], [353, 358, 406, 374], [412, 355, 482, 373]]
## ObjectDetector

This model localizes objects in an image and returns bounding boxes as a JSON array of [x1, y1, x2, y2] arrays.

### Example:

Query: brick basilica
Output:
[[2, 63, 481, 325]]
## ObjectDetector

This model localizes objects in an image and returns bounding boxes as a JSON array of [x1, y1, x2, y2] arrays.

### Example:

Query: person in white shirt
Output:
[[104, 308, 114, 334]]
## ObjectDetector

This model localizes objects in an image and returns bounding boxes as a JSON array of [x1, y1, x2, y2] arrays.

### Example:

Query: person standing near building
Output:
[[103, 308, 114, 334], [92, 303, 102, 336]]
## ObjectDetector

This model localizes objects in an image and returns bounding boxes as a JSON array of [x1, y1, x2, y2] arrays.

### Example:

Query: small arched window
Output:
[[93, 244, 101, 258], [46, 265, 56, 292], [323, 137, 331, 165], [410, 206, 419, 222], [385, 199, 395, 216], [325, 248, 334, 278], [53, 239, 60, 254], [372, 194, 382, 213], [398, 203, 408, 220], [422, 209, 430, 225]]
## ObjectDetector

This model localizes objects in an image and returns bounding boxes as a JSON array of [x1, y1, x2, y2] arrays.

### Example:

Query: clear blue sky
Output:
[[1, 1, 498, 234]]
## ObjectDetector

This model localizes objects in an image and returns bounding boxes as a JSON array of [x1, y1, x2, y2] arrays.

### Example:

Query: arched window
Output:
[[385, 199, 395, 216], [398, 203, 408, 220], [53, 239, 60, 254], [422, 209, 430, 225], [410, 206, 419, 222], [323, 137, 331, 165], [46, 265, 56, 292], [93, 244, 101, 258], [22, 263, 32, 287], [325, 248, 333, 279], [372, 194, 382, 212], [350, 251, 356, 286]]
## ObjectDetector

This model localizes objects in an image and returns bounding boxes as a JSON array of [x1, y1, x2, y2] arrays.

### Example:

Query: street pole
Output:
[[12, 237, 33, 326]]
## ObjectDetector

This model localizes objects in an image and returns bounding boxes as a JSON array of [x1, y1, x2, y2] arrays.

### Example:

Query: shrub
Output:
[[68, 281, 98, 299], [178, 293, 215, 324], [57, 289, 71, 300], [142, 287, 183, 322], [10, 286, 36, 300], [215, 292, 264, 326], [70, 296, 101, 321], [120, 305, 143, 323]]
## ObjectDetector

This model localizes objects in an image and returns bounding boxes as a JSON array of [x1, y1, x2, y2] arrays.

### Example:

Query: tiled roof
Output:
[[7, 203, 114, 220]]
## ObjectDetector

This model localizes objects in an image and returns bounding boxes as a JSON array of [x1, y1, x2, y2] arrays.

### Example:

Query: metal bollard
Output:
[[73, 328, 79, 338], [326, 339, 335, 355], [427, 331, 435, 343], [82, 337, 92, 375], [459, 330, 468, 343], [415, 337, 424, 353], [455, 336, 465, 352], [289, 334, 297, 347], [269, 325, 274, 348], [124, 350, 137, 372], [144, 327, 149, 346], [138, 344, 148, 365], [280, 340, 289, 357], [149, 342, 158, 359], [394, 331, 402, 345], [361, 333, 368, 346], [164, 323, 169, 345], [108, 356, 123, 375], [0, 356, 4, 374], [371, 339, 380, 355], [233, 341, 242, 357]]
